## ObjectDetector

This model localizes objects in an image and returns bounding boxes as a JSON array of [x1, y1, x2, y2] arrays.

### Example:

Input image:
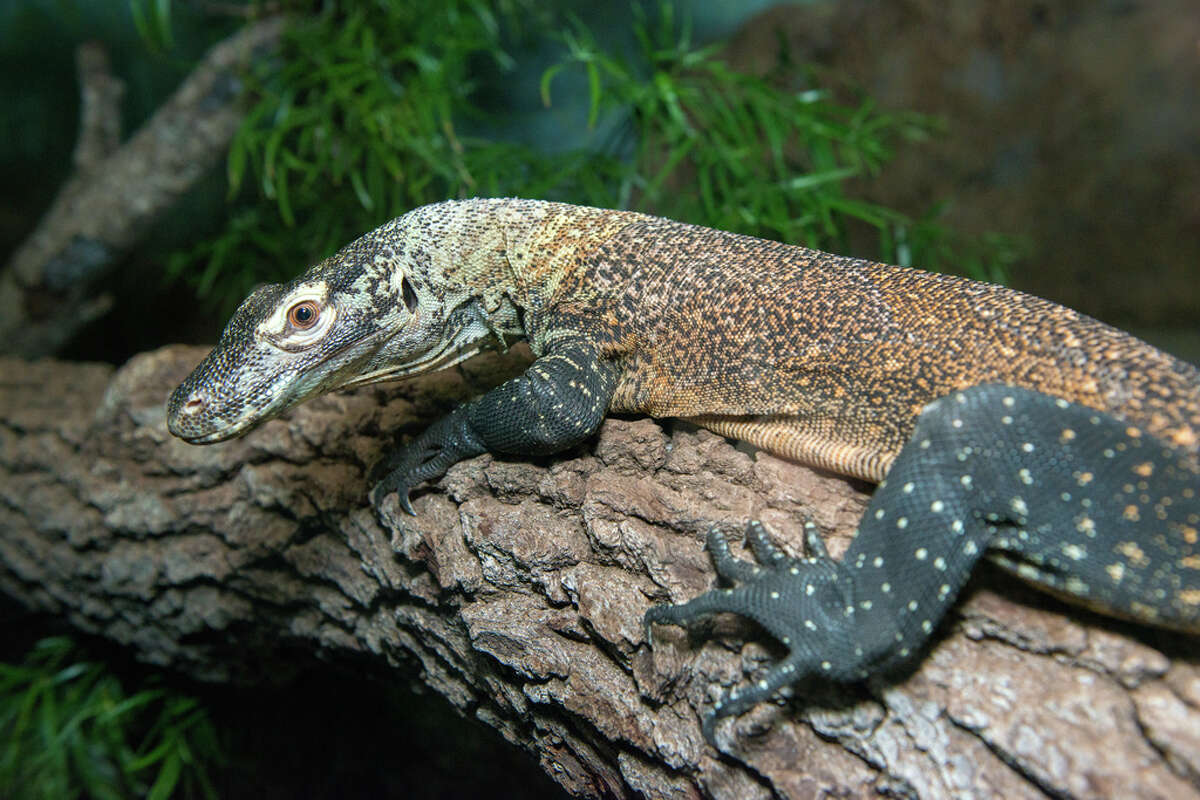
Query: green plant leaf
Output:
[[539, 63, 565, 107], [130, 0, 174, 53], [146, 750, 182, 800]]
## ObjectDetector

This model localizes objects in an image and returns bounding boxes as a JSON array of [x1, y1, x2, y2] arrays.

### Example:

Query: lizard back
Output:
[[527, 211, 1200, 481]]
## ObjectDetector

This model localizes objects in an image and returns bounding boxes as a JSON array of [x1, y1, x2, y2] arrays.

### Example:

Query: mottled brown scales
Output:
[[262, 195, 1200, 486], [473, 207, 1200, 482]]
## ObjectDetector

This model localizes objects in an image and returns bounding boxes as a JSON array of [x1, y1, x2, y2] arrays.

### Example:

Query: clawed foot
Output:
[[644, 519, 852, 747], [643, 520, 832, 637], [368, 408, 487, 515], [368, 441, 453, 515]]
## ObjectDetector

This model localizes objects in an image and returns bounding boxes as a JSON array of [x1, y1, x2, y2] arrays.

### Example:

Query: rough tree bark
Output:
[[0, 18, 284, 358], [2, 347, 1199, 799]]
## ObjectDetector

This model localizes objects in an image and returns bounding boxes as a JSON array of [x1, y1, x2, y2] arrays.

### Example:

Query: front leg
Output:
[[371, 335, 620, 513]]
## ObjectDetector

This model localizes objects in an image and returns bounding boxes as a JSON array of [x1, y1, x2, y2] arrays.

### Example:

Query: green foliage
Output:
[[543, 3, 932, 253], [130, 0, 174, 52], [168, 0, 620, 311], [0, 637, 220, 800], [165, 0, 1013, 314]]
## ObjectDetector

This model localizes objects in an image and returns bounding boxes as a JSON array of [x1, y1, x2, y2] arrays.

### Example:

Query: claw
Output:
[[802, 519, 830, 560], [368, 471, 419, 516]]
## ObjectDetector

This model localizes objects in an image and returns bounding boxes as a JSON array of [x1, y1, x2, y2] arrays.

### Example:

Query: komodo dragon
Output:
[[167, 198, 1200, 743]]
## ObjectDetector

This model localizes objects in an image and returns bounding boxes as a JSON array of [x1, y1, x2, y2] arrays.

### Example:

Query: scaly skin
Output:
[[167, 198, 1200, 745]]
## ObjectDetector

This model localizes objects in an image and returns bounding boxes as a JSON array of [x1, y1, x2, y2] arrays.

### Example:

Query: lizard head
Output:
[[167, 221, 512, 444]]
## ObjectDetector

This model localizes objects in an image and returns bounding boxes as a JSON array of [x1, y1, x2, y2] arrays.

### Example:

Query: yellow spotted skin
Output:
[[167, 198, 1200, 744]]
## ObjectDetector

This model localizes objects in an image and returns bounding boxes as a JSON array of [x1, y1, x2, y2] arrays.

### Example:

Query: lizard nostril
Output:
[[182, 396, 206, 416]]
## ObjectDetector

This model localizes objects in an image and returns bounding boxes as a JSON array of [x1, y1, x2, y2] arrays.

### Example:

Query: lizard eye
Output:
[[287, 300, 320, 329]]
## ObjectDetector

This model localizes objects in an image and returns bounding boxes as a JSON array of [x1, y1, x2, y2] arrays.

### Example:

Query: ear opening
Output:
[[401, 276, 419, 314]]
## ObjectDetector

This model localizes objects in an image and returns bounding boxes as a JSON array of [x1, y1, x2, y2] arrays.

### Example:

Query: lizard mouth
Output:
[[336, 310, 498, 390], [338, 338, 486, 389], [174, 418, 261, 444], [177, 427, 247, 445]]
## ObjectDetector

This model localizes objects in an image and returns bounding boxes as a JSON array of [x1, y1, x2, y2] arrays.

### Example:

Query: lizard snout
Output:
[[165, 382, 230, 443], [166, 384, 208, 440]]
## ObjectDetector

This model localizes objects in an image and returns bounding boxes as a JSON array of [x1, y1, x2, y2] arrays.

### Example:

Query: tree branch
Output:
[[72, 42, 125, 175], [0, 18, 284, 358], [1, 347, 1198, 798]]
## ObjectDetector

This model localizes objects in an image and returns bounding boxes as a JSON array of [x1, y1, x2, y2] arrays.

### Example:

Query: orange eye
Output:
[[287, 300, 320, 329]]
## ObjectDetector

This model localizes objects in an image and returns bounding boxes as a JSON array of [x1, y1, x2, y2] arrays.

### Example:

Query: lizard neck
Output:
[[403, 198, 644, 356], [386, 198, 524, 353]]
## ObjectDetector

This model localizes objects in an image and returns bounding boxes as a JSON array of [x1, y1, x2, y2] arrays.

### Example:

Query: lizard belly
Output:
[[685, 414, 897, 483]]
